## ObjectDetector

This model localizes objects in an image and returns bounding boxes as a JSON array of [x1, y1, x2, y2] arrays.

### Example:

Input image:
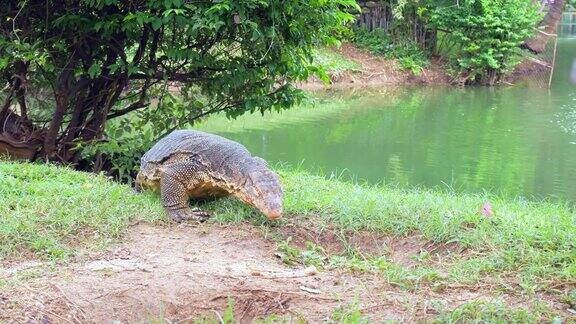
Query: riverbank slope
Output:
[[304, 43, 549, 89], [0, 162, 574, 322]]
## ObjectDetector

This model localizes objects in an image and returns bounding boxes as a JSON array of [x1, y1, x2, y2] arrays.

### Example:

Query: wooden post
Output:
[[548, 35, 558, 88]]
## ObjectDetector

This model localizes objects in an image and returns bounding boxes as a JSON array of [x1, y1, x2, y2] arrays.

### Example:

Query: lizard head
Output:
[[135, 163, 162, 192], [242, 157, 283, 220]]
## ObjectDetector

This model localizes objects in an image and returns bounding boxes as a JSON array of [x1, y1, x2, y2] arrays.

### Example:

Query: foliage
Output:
[[428, 0, 541, 85], [0, 0, 358, 162], [79, 117, 156, 182], [394, 41, 430, 75], [350, 0, 542, 83], [351, 28, 393, 55], [351, 27, 429, 75]]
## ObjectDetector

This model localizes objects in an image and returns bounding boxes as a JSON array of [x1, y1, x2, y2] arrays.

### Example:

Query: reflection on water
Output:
[[198, 40, 576, 202], [570, 59, 576, 84]]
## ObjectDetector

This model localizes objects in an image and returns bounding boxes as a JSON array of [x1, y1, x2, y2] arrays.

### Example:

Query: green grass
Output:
[[432, 300, 548, 323], [0, 161, 164, 260], [1, 162, 575, 292], [1, 161, 574, 320], [207, 168, 575, 293], [312, 47, 361, 75]]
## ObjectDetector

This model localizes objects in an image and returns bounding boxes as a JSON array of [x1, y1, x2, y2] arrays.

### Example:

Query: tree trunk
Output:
[[0, 112, 43, 160], [524, 0, 566, 54]]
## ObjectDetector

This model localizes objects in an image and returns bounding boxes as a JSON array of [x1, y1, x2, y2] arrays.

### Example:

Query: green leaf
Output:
[[151, 18, 162, 31], [88, 63, 102, 78]]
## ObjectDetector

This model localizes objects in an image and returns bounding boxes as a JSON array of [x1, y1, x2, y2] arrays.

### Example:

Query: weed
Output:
[[276, 237, 327, 268], [432, 301, 540, 323], [331, 299, 370, 323], [561, 289, 576, 309]]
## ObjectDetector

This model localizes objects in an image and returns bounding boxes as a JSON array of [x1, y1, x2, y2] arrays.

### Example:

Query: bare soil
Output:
[[1, 222, 572, 323], [299, 43, 451, 90], [300, 43, 551, 90]]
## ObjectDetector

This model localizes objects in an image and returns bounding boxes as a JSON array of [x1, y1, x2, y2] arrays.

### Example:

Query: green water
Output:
[[199, 39, 576, 201]]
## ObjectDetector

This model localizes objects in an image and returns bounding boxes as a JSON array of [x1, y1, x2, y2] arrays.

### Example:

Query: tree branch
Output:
[[107, 101, 148, 119]]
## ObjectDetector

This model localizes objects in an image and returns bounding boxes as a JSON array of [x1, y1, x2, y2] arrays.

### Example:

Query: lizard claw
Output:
[[167, 208, 212, 223]]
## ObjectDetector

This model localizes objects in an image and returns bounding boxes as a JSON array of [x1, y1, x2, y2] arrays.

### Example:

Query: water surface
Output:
[[199, 39, 576, 202]]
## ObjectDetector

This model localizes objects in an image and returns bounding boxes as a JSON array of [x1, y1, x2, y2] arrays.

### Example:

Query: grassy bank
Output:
[[0, 161, 164, 260], [1, 161, 574, 319], [1, 161, 574, 281]]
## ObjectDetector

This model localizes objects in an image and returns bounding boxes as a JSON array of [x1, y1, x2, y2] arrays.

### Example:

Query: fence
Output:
[[355, 1, 394, 32], [559, 11, 576, 37], [355, 1, 435, 50]]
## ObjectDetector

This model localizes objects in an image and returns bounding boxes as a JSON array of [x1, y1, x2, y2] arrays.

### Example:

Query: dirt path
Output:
[[1, 224, 398, 322], [0, 223, 571, 323]]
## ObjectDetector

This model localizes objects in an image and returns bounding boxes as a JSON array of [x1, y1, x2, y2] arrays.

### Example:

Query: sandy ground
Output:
[[1, 222, 573, 323]]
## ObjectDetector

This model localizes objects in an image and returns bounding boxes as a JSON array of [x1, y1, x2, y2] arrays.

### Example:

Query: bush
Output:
[[351, 28, 393, 55], [0, 0, 358, 163], [428, 0, 541, 85], [393, 41, 430, 75]]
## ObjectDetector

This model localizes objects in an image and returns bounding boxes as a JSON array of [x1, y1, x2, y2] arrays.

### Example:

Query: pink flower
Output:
[[481, 202, 493, 217]]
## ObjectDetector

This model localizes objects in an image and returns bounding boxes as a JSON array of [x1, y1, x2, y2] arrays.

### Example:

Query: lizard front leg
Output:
[[160, 164, 211, 223]]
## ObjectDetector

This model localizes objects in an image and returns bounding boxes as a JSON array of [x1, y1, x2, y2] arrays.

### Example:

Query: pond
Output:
[[198, 39, 576, 202]]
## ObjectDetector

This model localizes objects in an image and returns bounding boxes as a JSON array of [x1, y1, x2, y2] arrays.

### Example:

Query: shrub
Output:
[[0, 0, 358, 163], [351, 27, 393, 55], [428, 0, 541, 85]]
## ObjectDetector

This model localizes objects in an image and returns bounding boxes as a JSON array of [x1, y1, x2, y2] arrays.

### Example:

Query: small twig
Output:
[[35, 308, 77, 324], [12, 0, 28, 42], [547, 281, 576, 289], [262, 294, 291, 314], [298, 286, 321, 294], [533, 28, 557, 37], [254, 273, 314, 279], [278, 296, 290, 311], [211, 310, 224, 324], [239, 299, 254, 321], [52, 284, 81, 308], [234, 288, 336, 301], [93, 287, 133, 299], [51, 284, 87, 323], [360, 302, 392, 312]]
